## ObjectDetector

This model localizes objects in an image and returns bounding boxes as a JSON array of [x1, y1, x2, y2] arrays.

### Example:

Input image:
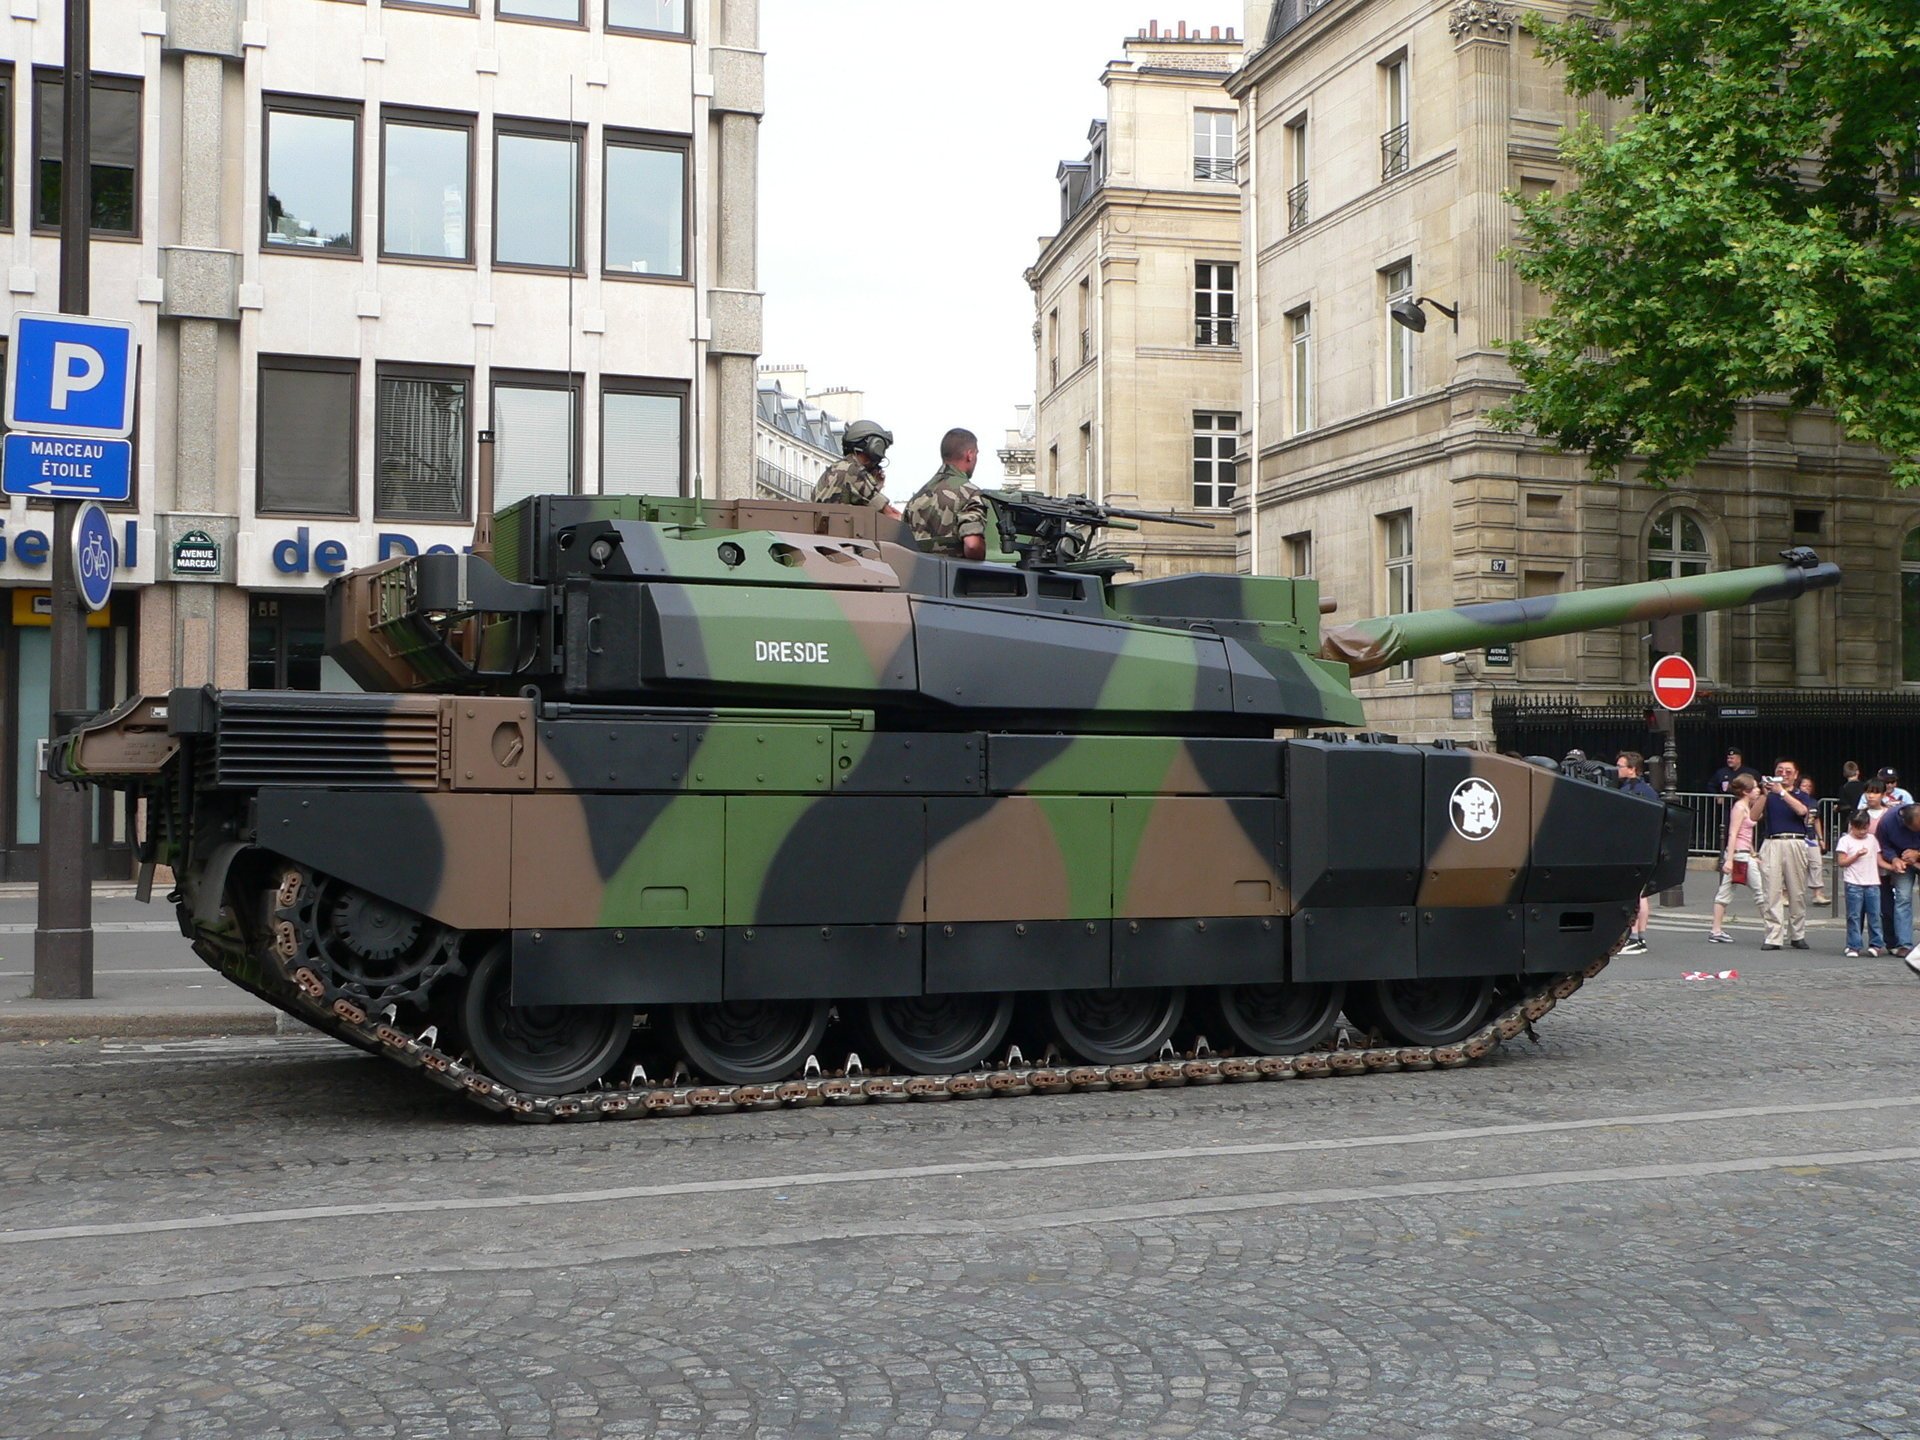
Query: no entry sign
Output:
[[1650, 653, 1698, 711]]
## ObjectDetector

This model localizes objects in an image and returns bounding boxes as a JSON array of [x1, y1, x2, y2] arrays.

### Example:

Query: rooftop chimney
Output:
[[1149, 19, 1158, 36], [1177, 20, 1188, 37]]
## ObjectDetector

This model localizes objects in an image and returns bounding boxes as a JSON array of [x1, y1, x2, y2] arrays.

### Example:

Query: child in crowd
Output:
[[1838, 808, 1886, 958], [1709, 774, 1767, 942]]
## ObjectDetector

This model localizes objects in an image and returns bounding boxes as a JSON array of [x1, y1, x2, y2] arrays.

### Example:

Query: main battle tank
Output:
[[53, 490, 1839, 1117]]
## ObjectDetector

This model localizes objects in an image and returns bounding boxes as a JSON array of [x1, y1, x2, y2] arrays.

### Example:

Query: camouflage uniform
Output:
[[905, 465, 991, 557], [814, 455, 886, 508]]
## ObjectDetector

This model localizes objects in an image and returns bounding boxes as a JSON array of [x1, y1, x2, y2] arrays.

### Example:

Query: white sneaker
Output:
[[1905, 950, 1920, 980], [1845, 949, 1861, 958]]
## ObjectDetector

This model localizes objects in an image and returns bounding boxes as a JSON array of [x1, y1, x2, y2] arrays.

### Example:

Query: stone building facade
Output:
[[753, 364, 857, 501], [0, 0, 762, 879], [1026, 21, 1245, 579], [1229, 0, 1898, 746]]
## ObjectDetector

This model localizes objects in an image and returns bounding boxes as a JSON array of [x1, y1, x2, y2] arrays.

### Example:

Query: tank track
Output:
[[191, 885, 1612, 1124]]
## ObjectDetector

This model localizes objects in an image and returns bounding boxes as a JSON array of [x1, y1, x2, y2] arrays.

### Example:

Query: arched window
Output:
[[1902, 529, 1920, 683], [1648, 510, 1711, 672]]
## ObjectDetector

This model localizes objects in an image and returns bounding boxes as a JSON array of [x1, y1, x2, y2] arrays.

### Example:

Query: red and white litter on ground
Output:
[[1682, 970, 1740, 981]]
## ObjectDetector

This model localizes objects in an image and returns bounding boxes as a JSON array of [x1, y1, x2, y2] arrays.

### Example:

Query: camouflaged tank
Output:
[[52, 492, 1840, 1107]]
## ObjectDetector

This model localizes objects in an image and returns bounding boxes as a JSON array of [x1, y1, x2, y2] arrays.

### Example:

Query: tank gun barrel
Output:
[[1320, 548, 1841, 677]]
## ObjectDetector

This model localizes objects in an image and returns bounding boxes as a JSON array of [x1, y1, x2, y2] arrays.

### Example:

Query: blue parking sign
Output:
[[5, 312, 137, 438]]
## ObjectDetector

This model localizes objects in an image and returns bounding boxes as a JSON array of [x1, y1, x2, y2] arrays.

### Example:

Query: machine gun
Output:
[[988, 490, 1214, 573]]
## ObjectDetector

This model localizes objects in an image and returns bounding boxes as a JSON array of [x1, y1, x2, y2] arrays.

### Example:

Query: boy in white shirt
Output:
[[1837, 808, 1886, 957]]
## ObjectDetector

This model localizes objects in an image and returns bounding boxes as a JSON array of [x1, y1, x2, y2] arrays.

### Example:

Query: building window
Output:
[[496, 120, 581, 270], [1193, 109, 1235, 182], [1647, 509, 1711, 672], [1196, 263, 1236, 347], [33, 71, 140, 236], [388, 0, 473, 12], [1903, 529, 1920, 684], [604, 132, 686, 278], [264, 97, 359, 253], [1381, 55, 1410, 181], [1193, 413, 1238, 509], [1078, 277, 1092, 365], [1286, 115, 1308, 231], [607, 0, 687, 35], [0, 67, 12, 230], [1048, 309, 1060, 389], [1079, 423, 1093, 492], [1289, 307, 1313, 434], [382, 109, 473, 262], [602, 379, 688, 495], [1385, 262, 1415, 402], [1047, 443, 1059, 485], [1383, 510, 1414, 680], [375, 366, 468, 520], [499, 0, 581, 24], [492, 372, 579, 508], [258, 356, 357, 517], [1286, 531, 1313, 577]]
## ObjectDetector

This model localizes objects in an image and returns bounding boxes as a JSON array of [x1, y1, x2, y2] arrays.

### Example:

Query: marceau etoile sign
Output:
[[2, 313, 137, 503]]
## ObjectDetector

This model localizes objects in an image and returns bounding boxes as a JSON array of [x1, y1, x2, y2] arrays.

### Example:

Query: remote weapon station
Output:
[[54, 484, 1839, 1117]]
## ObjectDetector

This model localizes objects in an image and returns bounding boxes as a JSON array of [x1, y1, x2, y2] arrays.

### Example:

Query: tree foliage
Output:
[[1497, 0, 1920, 486]]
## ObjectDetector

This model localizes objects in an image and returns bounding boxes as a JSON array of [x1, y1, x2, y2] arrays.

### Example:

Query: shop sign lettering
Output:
[[0, 514, 139, 571]]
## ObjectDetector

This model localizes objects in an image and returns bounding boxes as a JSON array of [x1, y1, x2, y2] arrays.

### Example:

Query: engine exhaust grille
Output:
[[215, 692, 441, 790]]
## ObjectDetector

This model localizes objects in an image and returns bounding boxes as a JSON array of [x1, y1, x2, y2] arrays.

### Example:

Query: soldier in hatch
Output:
[[905, 427, 991, 562], [813, 419, 902, 517]]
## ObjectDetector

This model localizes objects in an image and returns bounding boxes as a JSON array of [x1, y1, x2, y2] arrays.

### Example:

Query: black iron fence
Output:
[[1492, 690, 1920, 799]]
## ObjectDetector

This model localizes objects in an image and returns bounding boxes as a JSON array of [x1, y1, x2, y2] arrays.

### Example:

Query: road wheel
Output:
[[460, 942, 632, 1095], [672, 999, 831, 1085], [1045, 987, 1185, 1066], [1359, 976, 1495, 1047], [1211, 981, 1345, 1055], [865, 993, 1015, 1075]]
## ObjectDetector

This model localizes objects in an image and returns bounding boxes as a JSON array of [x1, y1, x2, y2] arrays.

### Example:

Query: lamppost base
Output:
[[31, 928, 96, 999]]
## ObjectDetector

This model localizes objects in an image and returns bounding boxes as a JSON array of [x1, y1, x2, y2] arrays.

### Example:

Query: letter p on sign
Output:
[[5, 312, 138, 438]]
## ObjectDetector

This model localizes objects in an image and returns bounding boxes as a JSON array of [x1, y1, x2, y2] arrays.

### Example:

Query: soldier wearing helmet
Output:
[[905, 428, 990, 562], [814, 419, 901, 517]]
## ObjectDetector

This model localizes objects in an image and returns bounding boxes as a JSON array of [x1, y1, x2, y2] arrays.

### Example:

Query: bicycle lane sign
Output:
[[73, 502, 115, 611]]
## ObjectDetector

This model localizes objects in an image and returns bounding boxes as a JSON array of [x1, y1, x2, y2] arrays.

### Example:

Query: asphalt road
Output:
[[1, 918, 1916, 1440]]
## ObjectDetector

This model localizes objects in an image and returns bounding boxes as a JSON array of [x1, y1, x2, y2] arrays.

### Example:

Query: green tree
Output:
[[1498, 0, 1920, 486]]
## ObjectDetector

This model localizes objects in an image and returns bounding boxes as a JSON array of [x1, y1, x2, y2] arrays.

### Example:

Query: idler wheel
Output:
[[1211, 981, 1345, 1055], [1045, 987, 1185, 1066], [672, 1000, 831, 1086], [865, 993, 1015, 1075], [1358, 976, 1495, 1048], [460, 943, 632, 1095]]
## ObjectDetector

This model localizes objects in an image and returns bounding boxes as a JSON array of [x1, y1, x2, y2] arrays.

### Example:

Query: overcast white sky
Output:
[[759, 3, 1243, 496]]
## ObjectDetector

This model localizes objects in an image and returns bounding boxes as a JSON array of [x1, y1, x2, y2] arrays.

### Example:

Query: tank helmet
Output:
[[843, 419, 894, 461]]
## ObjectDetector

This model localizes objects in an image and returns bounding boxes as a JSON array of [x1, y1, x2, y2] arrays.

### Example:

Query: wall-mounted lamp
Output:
[[1388, 296, 1459, 333]]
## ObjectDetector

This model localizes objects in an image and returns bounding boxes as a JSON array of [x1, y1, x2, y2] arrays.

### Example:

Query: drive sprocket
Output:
[[267, 865, 465, 1010]]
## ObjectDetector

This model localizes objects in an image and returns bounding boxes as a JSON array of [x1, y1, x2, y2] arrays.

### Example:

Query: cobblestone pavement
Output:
[[2, 960, 1918, 1439]]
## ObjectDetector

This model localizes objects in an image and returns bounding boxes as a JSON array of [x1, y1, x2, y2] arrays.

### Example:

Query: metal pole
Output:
[[1658, 706, 1684, 908], [32, 0, 95, 998]]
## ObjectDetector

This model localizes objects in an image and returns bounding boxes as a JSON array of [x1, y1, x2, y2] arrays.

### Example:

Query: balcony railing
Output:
[[1049, 356, 1060, 388], [1196, 316, 1238, 348], [754, 459, 812, 502], [1194, 155, 1235, 183], [1080, 329, 1092, 365], [1287, 180, 1309, 232], [1381, 122, 1410, 181]]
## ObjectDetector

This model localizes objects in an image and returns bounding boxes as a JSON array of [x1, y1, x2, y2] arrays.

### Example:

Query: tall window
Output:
[[1381, 55, 1410, 180], [1079, 424, 1093, 493], [1193, 413, 1238, 509], [496, 121, 581, 270], [1382, 510, 1414, 680], [1286, 531, 1313, 577], [492, 372, 579, 507], [1196, 263, 1236, 347], [1647, 509, 1711, 671], [1193, 110, 1235, 182], [1078, 277, 1092, 365], [1286, 116, 1309, 231], [1289, 307, 1313, 434], [0, 67, 12, 230], [264, 97, 358, 253], [602, 380, 687, 495], [1385, 262, 1414, 402], [607, 0, 687, 34], [604, 132, 687, 278], [382, 109, 472, 261], [1048, 309, 1060, 388], [1903, 529, 1920, 684], [258, 357, 356, 516], [375, 366, 468, 520], [34, 71, 140, 236]]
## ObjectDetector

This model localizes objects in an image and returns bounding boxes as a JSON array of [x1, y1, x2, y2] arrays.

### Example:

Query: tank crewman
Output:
[[905, 427, 990, 561], [813, 419, 902, 518]]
